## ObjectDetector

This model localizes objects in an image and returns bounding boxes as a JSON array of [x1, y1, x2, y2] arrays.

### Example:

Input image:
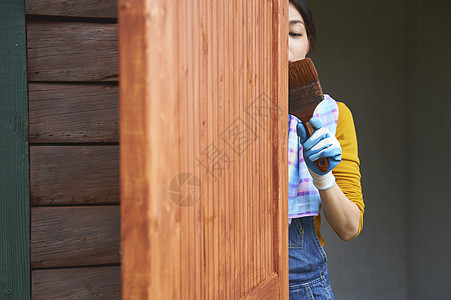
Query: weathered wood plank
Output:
[[27, 20, 118, 82], [0, 0, 30, 297], [32, 266, 120, 299], [31, 206, 120, 268], [29, 83, 119, 143], [26, 0, 117, 19], [30, 146, 119, 205]]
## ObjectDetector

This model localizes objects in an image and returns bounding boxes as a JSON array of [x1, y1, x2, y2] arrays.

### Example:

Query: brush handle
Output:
[[305, 121, 329, 173]]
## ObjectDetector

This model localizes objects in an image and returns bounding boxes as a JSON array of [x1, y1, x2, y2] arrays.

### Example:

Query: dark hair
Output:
[[290, 0, 316, 54]]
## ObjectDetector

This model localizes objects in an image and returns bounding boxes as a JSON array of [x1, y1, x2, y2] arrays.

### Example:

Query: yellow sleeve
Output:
[[314, 102, 364, 246], [332, 102, 365, 239]]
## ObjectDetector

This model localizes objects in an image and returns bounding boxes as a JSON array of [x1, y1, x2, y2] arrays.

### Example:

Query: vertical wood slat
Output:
[[267, 0, 272, 278], [261, 0, 266, 282], [250, 0, 255, 287], [194, 0, 200, 296], [226, 1, 235, 298], [179, 0, 189, 298], [270, 0, 275, 277], [236, 0, 242, 294], [241, 0, 245, 295], [252, 0, 259, 286], [254, 0, 260, 284], [199, 0, 208, 298], [211, 0, 215, 297], [214, 0, 218, 296], [192, 1, 202, 299], [265, 0, 271, 279], [0, 0, 30, 298], [223, 2, 230, 297], [248, 0, 253, 291], [250, 0, 256, 289], [207, 1, 212, 295], [213, 0, 218, 296], [266, 0, 271, 278], [258, 0, 264, 282], [245, 0, 251, 291], [239, 0, 245, 294], [215, 1, 225, 299], [207, 3, 213, 297], [237, 0, 243, 294]]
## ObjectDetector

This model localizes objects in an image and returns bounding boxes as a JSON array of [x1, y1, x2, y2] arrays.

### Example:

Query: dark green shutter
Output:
[[0, 0, 30, 298]]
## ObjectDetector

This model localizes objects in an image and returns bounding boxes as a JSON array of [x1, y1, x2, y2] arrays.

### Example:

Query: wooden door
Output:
[[119, 0, 288, 299]]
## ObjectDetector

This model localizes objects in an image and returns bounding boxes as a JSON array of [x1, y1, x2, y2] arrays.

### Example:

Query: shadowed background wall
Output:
[[307, 0, 451, 299]]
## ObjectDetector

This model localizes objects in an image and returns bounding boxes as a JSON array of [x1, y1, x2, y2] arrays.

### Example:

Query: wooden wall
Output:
[[26, 0, 120, 298]]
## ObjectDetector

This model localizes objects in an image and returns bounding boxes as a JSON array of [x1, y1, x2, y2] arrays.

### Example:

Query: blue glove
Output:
[[296, 117, 342, 190]]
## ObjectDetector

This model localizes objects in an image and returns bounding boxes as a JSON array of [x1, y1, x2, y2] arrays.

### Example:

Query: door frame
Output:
[[0, 0, 30, 298]]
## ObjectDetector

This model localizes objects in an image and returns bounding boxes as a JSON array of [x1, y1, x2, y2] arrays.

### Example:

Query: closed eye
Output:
[[289, 33, 303, 37]]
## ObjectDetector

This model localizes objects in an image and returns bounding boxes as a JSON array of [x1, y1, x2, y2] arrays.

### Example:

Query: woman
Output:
[[287, 0, 365, 299]]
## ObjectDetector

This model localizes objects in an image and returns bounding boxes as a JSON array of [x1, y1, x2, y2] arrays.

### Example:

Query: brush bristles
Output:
[[289, 58, 319, 89]]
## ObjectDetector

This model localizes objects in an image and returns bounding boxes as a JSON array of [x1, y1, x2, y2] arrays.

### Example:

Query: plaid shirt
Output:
[[288, 94, 339, 222]]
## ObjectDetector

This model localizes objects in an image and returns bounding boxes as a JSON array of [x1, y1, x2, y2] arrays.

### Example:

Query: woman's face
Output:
[[288, 2, 310, 62]]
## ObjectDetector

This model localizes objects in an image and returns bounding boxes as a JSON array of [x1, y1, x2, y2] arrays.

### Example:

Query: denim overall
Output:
[[289, 216, 334, 299]]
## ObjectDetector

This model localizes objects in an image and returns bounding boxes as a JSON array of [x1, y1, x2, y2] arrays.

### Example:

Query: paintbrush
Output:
[[289, 57, 328, 173]]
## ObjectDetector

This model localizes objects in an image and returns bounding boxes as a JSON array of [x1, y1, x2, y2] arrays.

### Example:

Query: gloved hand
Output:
[[296, 117, 342, 190]]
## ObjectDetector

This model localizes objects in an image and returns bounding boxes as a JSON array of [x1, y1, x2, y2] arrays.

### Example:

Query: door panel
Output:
[[119, 0, 288, 298]]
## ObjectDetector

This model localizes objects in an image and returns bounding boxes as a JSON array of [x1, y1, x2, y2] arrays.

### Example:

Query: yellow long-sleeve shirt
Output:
[[314, 102, 365, 247]]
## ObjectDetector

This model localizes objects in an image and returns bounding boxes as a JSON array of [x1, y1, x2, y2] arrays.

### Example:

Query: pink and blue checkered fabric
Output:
[[288, 94, 339, 223]]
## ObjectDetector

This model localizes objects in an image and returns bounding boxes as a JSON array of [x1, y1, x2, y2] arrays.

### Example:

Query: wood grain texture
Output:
[[119, 0, 288, 298], [26, 0, 117, 18], [27, 20, 118, 82], [31, 206, 120, 268], [29, 83, 119, 143], [268, 1, 289, 299], [241, 272, 280, 300], [272, 3, 289, 299], [119, 0, 167, 298], [0, 0, 30, 297], [32, 266, 120, 300], [30, 145, 119, 205]]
